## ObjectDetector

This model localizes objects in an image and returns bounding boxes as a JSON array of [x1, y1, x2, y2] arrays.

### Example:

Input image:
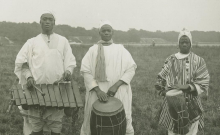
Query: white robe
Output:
[[14, 33, 76, 85], [14, 33, 76, 134], [80, 43, 137, 135]]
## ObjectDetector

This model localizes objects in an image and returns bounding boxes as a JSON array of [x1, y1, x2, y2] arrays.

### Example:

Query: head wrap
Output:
[[178, 28, 192, 46], [175, 28, 192, 59]]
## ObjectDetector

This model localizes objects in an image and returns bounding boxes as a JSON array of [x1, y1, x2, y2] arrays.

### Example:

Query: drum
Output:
[[166, 89, 202, 134], [90, 97, 126, 135]]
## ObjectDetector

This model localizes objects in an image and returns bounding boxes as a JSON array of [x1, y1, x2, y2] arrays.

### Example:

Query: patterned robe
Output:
[[157, 52, 210, 133]]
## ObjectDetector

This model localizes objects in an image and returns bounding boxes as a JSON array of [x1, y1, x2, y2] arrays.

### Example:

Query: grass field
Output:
[[0, 45, 220, 135]]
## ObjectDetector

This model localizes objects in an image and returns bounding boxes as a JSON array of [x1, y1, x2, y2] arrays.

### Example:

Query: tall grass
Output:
[[0, 45, 219, 135]]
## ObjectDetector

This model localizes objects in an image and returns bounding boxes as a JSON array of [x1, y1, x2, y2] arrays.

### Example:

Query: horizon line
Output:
[[1, 21, 219, 33]]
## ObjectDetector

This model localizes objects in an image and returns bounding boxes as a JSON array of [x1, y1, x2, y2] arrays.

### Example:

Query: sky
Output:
[[0, 0, 220, 32]]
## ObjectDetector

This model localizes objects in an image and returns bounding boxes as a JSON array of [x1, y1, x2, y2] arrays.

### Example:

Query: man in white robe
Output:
[[80, 20, 137, 135], [14, 12, 76, 135]]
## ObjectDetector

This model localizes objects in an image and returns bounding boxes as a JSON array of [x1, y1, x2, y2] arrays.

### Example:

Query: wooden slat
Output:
[[59, 83, 70, 107], [23, 85, 33, 105], [53, 84, 63, 107], [71, 81, 83, 107], [41, 84, 51, 107], [29, 86, 39, 105], [35, 84, 45, 106], [65, 83, 76, 107], [47, 84, 57, 107], [12, 85, 21, 105], [16, 84, 27, 105]]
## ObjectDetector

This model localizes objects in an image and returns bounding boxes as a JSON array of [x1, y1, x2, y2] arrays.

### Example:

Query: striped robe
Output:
[[157, 52, 210, 132]]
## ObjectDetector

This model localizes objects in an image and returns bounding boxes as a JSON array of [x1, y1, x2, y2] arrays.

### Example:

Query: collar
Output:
[[97, 39, 113, 45], [175, 52, 190, 60], [41, 33, 54, 37]]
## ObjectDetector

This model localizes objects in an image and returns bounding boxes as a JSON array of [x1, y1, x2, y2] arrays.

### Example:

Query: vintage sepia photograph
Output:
[[0, 0, 219, 135]]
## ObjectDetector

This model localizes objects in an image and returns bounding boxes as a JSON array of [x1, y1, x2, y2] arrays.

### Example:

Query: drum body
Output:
[[90, 97, 126, 135], [166, 90, 202, 134]]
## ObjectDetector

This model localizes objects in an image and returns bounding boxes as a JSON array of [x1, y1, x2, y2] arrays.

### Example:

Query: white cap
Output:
[[99, 20, 112, 30], [40, 10, 56, 21]]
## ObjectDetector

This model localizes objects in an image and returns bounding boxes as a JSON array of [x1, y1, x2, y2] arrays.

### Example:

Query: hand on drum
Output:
[[63, 70, 71, 81], [171, 84, 190, 92], [94, 87, 108, 102], [107, 85, 118, 97], [27, 77, 36, 89]]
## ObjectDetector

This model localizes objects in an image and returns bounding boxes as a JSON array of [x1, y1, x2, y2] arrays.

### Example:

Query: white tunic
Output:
[[80, 43, 137, 135], [14, 33, 76, 85]]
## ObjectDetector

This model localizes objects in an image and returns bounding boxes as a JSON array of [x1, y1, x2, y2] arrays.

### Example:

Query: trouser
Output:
[[28, 106, 64, 134]]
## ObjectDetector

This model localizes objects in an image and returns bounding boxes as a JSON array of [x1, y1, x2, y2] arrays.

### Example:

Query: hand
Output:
[[94, 87, 108, 102], [63, 70, 71, 81], [64, 108, 74, 117], [171, 84, 190, 92], [27, 77, 35, 89], [155, 83, 162, 90], [107, 85, 118, 97]]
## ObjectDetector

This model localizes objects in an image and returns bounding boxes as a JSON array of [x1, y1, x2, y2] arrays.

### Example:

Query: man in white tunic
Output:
[[14, 12, 76, 135], [80, 21, 137, 135]]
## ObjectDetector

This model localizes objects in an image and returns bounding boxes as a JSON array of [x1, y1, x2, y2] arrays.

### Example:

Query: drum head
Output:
[[166, 89, 183, 97], [92, 97, 123, 115]]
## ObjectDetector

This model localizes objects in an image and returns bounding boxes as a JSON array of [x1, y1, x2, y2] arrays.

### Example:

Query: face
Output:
[[179, 36, 191, 54], [99, 25, 113, 41], [40, 13, 55, 33]]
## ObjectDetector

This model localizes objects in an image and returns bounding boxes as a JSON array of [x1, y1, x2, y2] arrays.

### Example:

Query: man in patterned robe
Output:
[[155, 29, 210, 135]]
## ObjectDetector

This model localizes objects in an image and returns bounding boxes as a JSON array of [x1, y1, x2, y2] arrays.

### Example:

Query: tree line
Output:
[[0, 21, 219, 44]]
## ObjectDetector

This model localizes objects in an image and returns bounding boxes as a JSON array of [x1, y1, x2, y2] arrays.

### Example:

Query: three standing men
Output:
[[14, 12, 210, 135], [80, 21, 137, 135], [14, 12, 76, 135]]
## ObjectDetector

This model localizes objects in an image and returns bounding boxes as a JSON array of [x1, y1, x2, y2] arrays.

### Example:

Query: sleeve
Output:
[[120, 47, 137, 84], [14, 40, 32, 84], [80, 46, 98, 92], [21, 63, 32, 80], [63, 38, 76, 74], [158, 55, 172, 80], [191, 58, 210, 96], [120, 67, 135, 85], [83, 73, 98, 91]]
